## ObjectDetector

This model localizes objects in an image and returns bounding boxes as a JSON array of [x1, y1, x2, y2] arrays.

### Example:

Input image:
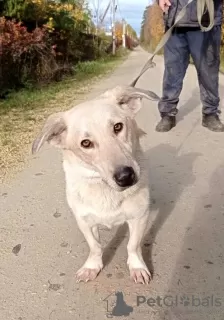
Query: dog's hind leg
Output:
[[127, 213, 151, 284], [75, 219, 103, 283]]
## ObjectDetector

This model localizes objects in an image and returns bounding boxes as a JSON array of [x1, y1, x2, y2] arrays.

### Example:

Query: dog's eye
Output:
[[114, 122, 123, 134], [81, 139, 93, 148]]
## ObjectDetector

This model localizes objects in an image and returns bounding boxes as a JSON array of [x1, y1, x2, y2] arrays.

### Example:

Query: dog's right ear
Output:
[[117, 86, 160, 117], [102, 86, 160, 117], [32, 112, 67, 154]]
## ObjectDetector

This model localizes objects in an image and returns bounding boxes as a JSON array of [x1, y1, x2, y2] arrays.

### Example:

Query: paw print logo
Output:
[[179, 295, 190, 306]]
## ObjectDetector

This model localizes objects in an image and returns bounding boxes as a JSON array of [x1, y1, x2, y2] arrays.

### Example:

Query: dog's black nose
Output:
[[113, 166, 136, 187]]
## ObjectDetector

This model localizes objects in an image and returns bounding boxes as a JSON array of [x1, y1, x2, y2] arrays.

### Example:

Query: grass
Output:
[[0, 48, 130, 182], [0, 49, 128, 115]]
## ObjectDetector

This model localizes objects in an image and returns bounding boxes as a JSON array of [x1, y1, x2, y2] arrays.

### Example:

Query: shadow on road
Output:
[[157, 164, 224, 319], [177, 88, 201, 122], [177, 84, 224, 123], [142, 144, 201, 276], [103, 223, 128, 266]]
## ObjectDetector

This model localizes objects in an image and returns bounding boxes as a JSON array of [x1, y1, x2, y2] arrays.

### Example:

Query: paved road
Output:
[[1, 47, 224, 320]]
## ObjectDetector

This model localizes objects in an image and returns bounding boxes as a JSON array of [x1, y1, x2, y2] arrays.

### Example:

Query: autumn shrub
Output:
[[0, 17, 57, 96], [41, 2, 100, 62], [0, 16, 112, 97], [42, 5, 110, 64]]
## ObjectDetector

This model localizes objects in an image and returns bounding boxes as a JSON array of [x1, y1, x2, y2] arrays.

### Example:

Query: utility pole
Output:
[[111, 0, 116, 55], [122, 19, 126, 48], [96, 0, 99, 35]]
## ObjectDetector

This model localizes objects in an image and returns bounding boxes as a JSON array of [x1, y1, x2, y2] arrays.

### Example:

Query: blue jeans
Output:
[[158, 26, 221, 116]]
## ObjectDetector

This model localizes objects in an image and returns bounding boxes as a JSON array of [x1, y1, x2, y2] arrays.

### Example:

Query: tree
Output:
[[115, 20, 122, 41], [140, 5, 149, 43], [140, 2, 164, 52], [115, 20, 138, 42], [126, 23, 137, 40]]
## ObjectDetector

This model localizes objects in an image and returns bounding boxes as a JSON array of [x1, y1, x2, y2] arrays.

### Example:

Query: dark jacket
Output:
[[159, 0, 223, 28]]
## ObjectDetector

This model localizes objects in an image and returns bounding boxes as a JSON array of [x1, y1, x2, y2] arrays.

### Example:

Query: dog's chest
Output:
[[82, 211, 129, 228], [67, 181, 149, 228]]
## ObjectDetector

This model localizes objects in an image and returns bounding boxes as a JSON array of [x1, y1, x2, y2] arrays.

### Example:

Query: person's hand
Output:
[[159, 0, 171, 12]]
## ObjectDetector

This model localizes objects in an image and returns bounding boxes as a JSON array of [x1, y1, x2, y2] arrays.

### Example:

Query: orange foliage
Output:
[[115, 21, 123, 41], [148, 4, 164, 43], [141, 2, 164, 51], [115, 20, 137, 42]]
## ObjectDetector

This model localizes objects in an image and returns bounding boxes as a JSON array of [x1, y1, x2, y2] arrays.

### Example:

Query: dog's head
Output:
[[32, 85, 160, 191]]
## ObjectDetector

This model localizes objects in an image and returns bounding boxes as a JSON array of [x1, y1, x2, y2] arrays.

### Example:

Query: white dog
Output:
[[32, 85, 160, 284]]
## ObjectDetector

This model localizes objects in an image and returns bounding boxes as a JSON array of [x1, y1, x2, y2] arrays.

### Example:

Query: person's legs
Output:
[[156, 29, 190, 132], [188, 26, 224, 131]]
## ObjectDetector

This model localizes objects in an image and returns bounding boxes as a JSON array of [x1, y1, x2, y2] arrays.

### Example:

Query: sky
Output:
[[87, 0, 150, 36]]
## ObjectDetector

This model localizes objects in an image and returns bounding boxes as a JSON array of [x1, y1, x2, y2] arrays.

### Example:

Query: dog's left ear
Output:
[[115, 86, 160, 116], [32, 112, 67, 154]]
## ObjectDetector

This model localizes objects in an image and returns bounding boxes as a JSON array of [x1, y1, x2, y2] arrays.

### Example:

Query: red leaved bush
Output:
[[0, 17, 57, 95], [0, 18, 51, 57]]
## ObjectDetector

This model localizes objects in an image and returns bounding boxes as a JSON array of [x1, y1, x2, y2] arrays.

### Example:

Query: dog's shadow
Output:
[[103, 144, 200, 276], [103, 223, 128, 266]]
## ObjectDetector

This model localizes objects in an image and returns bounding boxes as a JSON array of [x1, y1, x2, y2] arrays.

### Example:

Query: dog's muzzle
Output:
[[113, 166, 137, 188]]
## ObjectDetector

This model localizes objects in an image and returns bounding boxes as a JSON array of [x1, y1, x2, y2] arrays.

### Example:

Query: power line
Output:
[[116, 0, 124, 21], [99, 1, 111, 24]]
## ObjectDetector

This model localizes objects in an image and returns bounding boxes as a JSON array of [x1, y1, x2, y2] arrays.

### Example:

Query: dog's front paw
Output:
[[75, 267, 101, 283], [130, 268, 151, 285]]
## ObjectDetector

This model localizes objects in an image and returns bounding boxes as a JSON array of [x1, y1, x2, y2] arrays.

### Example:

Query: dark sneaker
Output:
[[202, 114, 224, 132], [155, 116, 176, 132]]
